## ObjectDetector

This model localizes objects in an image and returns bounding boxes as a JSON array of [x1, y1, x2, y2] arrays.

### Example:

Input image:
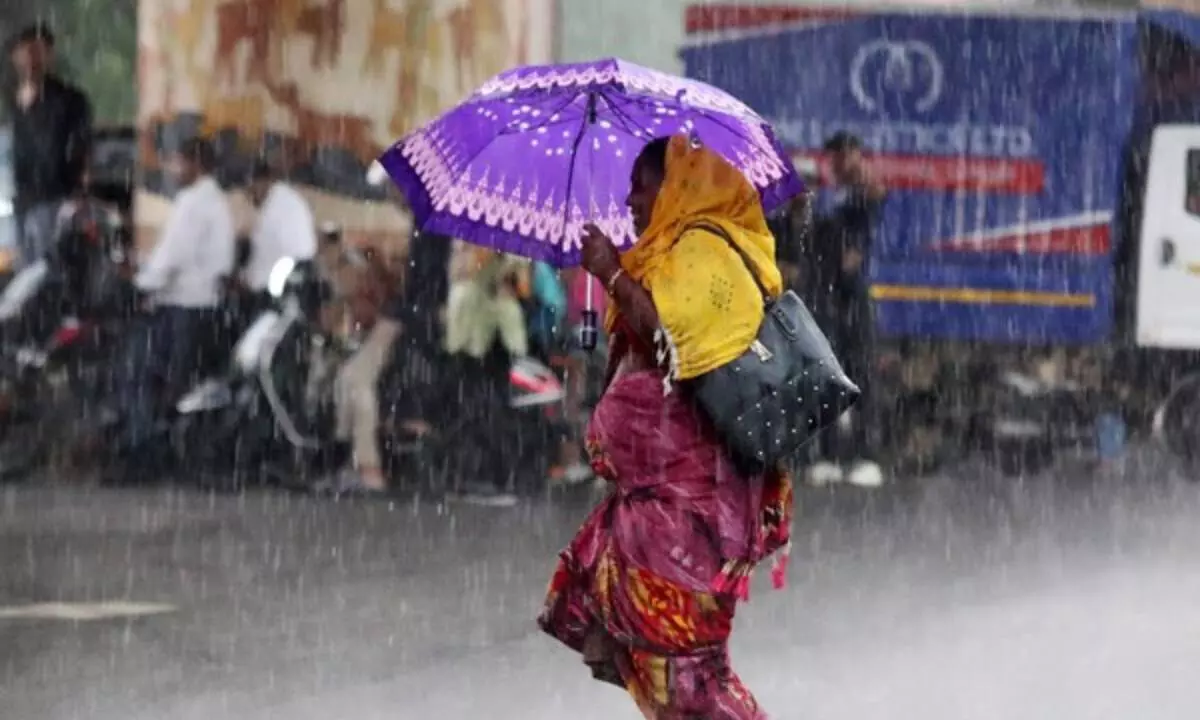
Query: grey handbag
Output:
[[685, 221, 861, 474]]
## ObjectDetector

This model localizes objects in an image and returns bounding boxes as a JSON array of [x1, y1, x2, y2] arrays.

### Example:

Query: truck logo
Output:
[[849, 39, 944, 115]]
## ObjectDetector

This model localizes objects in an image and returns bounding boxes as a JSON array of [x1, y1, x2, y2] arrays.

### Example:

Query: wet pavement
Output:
[[2, 447, 1200, 719]]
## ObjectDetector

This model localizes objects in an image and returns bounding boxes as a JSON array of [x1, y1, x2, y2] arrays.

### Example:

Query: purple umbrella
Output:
[[379, 58, 803, 268]]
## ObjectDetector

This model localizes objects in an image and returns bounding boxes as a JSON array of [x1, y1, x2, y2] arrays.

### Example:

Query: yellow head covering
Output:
[[609, 135, 782, 380]]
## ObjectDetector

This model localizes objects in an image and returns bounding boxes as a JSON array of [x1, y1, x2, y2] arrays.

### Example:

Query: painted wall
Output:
[[135, 0, 555, 253]]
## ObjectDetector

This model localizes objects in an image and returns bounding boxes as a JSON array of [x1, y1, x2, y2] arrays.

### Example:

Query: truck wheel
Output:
[[1154, 373, 1200, 476]]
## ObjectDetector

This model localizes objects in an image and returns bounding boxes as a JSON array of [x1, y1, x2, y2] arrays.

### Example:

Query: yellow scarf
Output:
[[608, 135, 782, 380]]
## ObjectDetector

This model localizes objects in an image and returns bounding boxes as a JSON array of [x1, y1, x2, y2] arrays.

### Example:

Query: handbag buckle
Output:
[[750, 339, 773, 362]]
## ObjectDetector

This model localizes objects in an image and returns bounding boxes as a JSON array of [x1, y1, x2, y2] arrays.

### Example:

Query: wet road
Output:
[[2, 448, 1200, 719]]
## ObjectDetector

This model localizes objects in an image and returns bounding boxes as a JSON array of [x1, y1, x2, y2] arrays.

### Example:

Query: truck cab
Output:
[[1136, 126, 1200, 350]]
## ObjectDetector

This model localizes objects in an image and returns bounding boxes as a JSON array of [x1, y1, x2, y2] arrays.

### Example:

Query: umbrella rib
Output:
[[489, 90, 587, 140], [560, 91, 598, 233], [594, 92, 648, 139], [603, 94, 659, 140]]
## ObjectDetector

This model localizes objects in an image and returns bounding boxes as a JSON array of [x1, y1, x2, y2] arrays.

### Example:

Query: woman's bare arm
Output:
[[608, 273, 660, 349], [601, 331, 627, 391]]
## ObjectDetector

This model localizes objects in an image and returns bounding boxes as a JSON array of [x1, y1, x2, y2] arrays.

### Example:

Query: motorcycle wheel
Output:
[[172, 409, 254, 492], [0, 371, 78, 482]]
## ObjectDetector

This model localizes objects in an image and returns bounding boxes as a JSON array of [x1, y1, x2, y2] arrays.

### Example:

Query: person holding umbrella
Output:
[[379, 59, 844, 717], [536, 135, 789, 719]]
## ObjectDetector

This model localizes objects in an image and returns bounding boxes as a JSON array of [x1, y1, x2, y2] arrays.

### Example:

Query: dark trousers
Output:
[[813, 291, 876, 464], [15, 201, 62, 268], [117, 306, 219, 449]]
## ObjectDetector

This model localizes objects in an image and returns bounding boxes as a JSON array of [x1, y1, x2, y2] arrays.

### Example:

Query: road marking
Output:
[[0, 601, 177, 621]]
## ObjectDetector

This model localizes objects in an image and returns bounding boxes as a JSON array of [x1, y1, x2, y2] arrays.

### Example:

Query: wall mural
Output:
[[135, 0, 554, 251]]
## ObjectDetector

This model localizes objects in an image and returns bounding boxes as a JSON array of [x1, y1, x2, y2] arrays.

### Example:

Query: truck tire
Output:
[[1153, 372, 1200, 477]]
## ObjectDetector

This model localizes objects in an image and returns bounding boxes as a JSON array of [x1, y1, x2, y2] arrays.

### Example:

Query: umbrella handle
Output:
[[579, 275, 598, 351]]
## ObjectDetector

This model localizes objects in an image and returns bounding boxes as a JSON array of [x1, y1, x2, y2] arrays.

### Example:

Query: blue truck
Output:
[[682, 5, 1200, 472]]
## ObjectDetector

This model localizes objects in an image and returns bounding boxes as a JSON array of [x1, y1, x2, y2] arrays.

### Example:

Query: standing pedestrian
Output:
[[767, 190, 814, 294], [113, 137, 235, 470], [808, 132, 887, 488], [243, 159, 317, 310], [397, 228, 453, 348], [8, 23, 92, 267]]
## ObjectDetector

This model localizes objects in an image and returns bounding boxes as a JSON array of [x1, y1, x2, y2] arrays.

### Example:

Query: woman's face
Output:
[[626, 158, 663, 236]]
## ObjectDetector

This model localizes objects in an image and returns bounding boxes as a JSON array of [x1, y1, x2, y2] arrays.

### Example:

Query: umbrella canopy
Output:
[[380, 58, 803, 267]]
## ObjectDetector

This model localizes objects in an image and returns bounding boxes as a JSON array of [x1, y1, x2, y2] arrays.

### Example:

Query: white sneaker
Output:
[[807, 461, 844, 486], [846, 460, 884, 488]]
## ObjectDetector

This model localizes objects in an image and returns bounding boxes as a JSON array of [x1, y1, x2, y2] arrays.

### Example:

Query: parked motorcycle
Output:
[[171, 256, 327, 490], [172, 255, 568, 495], [0, 201, 135, 480]]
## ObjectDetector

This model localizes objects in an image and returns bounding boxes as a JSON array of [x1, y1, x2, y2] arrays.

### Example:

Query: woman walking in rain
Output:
[[539, 135, 793, 719]]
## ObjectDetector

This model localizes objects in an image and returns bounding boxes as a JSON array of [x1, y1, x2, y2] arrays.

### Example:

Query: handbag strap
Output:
[[684, 220, 771, 307]]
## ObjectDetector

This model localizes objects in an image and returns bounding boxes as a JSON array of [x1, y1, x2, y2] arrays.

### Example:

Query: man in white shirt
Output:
[[243, 160, 316, 302], [116, 137, 236, 458]]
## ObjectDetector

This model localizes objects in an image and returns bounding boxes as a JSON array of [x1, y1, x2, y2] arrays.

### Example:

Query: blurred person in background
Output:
[[525, 260, 567, 362], [808, 132, 887, 488], [317, 259, 403, 495], [444, 243, 529, 362], [767, 188, 814, 294], [242, 159, 317, 311], [525, 262, 593, 487], [311, 222, 355, 339], [113, 137, 235, 470], [547, 268, 609, 487], [398, 229, 454, 348], [314, 221, 346, 289], [8, 23, 92, 268]]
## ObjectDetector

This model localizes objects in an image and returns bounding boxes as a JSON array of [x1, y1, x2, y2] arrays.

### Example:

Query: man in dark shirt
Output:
[[808, 132, 887, 488], [397, 228, 453, 348], [8, 24, 92, 267]]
